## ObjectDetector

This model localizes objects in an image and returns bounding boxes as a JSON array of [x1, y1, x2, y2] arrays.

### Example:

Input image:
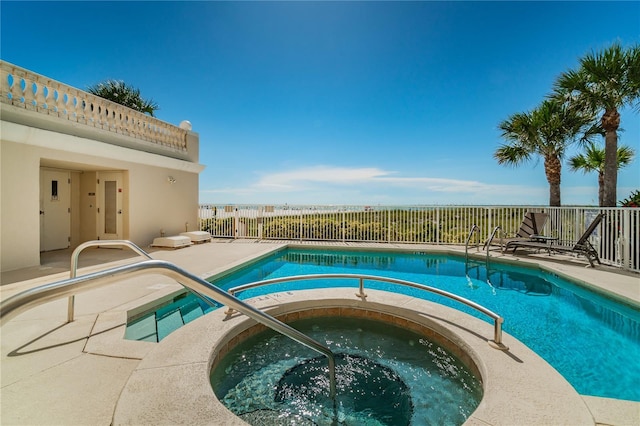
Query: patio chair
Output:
[[484, 211, 548, 249], [506, 213, 605, 267]]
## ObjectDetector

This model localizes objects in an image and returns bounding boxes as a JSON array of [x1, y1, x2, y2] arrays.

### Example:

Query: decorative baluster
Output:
[[61, 90, 70, 118], [132, 116, 141, 139], [42, 84, 51, 113], [110, 107, 119, 132], [156, 123, 163, 146], [33, 80, 47, 112], [95, 103, 103, 128], [82, 95, 92, 125], [151, 122, 158, 145], [106, 105, 115, 132], [1, 66, 15, 105], [24, 78, 36, 111], [118, 107, 128, 135], [141, 117, 148, 140], [90, 96, 99, 127], [176, 127, 185, 150], [98, 102, 108, 129], [88, 95, 100, 127], [102, 100, 113, 130], [76, 92, 87, 124], [156, 123, 165, 146], [123, 113, 131, 137], [51, 83, 62, 115], [127, 115, 134, 138], [159, 123, 169, 147]]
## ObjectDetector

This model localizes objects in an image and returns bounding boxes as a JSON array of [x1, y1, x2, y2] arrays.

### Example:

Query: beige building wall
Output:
[[1, 120, 204, 273], [1, 141, 41, 271]]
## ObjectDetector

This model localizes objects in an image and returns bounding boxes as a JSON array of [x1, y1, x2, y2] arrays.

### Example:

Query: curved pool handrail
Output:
[[0, 259, 337, 398], [485, 226, 503, 260], [465, 224, 480, 263], [67, 240, 154, 323], [227, 273, 507, 349]]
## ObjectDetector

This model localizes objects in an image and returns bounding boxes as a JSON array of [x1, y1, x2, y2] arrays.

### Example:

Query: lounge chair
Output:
[[506, 213, 605, 267], [484, 211, 548, 249]]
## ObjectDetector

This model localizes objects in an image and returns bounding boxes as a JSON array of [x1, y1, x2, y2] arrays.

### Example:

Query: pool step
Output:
[[156, 309, 184, 341], [124, 314, 157, 343], [125, 294, 216, 342], [181, 299, 205, 323], [155, 297, 208, 341]]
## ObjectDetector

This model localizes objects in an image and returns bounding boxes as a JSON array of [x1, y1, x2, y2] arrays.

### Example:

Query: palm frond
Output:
[[87, 79, 159, 117]]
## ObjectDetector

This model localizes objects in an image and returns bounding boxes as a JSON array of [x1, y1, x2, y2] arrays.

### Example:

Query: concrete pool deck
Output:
[[1, 240, 639, 425]]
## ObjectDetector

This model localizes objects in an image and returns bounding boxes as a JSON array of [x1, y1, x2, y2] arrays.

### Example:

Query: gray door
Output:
[[97, 172, 123, 240]]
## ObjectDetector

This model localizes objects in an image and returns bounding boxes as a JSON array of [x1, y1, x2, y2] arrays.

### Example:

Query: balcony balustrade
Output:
[[0, 61, 190, 159]]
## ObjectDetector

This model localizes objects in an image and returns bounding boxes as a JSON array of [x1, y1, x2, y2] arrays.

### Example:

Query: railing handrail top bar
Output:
[[72, 239, 153, 257], [70, 240, 152, 277], [228, 273, 502, 321], [200, 204, 631, 210], [67, 240, 156, 321]]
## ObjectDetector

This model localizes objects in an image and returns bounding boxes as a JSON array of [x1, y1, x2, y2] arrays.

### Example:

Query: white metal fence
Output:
[[199, 204, 640, 272]]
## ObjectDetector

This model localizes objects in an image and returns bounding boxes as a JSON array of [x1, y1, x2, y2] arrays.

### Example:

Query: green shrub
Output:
[[619, 190, 640, 207]]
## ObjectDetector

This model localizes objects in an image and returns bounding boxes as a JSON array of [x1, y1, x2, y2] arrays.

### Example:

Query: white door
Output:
[[97, 172, 123, 240], [40, 169, 71, 251]]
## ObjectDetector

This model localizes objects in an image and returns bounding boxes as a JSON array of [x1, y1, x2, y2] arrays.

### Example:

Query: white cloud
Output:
[[252, 165, 521, 195], [200, 165, 554, 205], [255, 166, 392, 188]]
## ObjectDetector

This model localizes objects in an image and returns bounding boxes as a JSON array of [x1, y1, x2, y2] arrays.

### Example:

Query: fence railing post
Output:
[[234, 207, 239, 239], [342, 210, 346, 242], [436, 207, 440, 245], [622, 208, 631, 270]]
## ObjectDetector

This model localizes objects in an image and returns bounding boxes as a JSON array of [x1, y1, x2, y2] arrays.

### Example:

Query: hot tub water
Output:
[[210, 316, 482, 426]]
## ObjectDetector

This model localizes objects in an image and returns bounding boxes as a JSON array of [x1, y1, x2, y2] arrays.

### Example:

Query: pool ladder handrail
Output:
[[484, 226, 503, 264], [465, 224, 481, 264], [226, 273, 508, 350], [67, 240, 218, 323], [67, 240, 154, 323], [1, 250, 337, 398]]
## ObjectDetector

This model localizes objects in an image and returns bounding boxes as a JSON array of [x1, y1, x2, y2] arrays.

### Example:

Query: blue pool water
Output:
[[127, 248, 640, 401]]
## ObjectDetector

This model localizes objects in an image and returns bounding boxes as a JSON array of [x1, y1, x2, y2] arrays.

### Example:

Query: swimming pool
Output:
[[128, 248, 640, 401]]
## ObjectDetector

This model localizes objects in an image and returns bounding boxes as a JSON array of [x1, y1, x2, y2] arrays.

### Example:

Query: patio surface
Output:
[[1, 240, 638, 425]]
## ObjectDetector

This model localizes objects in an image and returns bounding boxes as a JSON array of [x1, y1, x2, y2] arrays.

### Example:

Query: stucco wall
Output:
[[1, 141, 41, 271], [1, 120, 204, 273], [128, 168, 200, 241]]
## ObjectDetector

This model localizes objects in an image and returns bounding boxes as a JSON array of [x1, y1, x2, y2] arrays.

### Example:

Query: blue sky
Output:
[[2, 1, 639, 206]]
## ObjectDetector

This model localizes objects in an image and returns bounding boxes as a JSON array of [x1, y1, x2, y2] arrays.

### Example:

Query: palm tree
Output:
[[568, 143, 635, 206], [554, 42, 640, 206], [87, 80, 159, 116], [494, 99, 594, 206]]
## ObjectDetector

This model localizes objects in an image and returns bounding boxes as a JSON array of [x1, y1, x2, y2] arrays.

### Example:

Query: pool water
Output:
[[127, 248, 640, 402], [210, 316, 482, 425]]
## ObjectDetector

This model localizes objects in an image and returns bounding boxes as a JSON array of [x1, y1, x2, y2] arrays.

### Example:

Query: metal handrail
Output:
[[1, 259, 337, 398], [485, 226, 503, 263], [226, 273, 507, 350], [465, 224, 480, 263], [67, 240, 153, 322]]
